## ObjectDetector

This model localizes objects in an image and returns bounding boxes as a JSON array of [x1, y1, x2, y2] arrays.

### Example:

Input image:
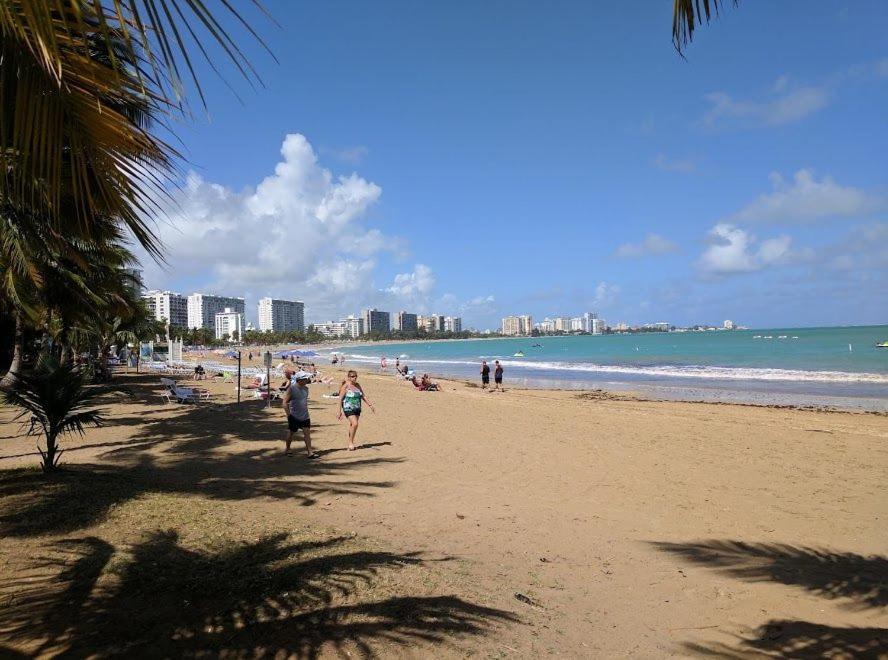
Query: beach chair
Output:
[[160, 378, 210, 403]]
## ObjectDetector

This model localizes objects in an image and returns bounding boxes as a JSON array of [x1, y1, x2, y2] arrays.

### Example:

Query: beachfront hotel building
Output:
[[502, 315, 533, 336], [444, 316, 463, 333], [395, 311, 418, 332], [581, 312, 598, 333], [214, 307, 244, 341], [362, 308, 390, 334], [314, 315, 363, 339], [257, 297, 305, 332], [143, 290, 188, 328], [187, 293, 245, 330]]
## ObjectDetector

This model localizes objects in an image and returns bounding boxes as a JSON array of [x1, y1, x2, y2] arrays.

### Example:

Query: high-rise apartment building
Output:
[[501, 315, 533, 336], [188, 293, 245, 330], [444, 316, 462, 333], [395, 311, 418, 332], [257, 298, 305, 332], [582, 312, 598, 333], [142, 290, 188, 327], [591, 318, 604, 335], [570, 317, 584, 332], [554, 317, 572, 333], [361, 308, 390, 334], [214, 308, 244, 341]]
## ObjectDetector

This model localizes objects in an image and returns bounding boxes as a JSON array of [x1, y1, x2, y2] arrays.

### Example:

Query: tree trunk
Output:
[[1, 312, 25, 388], [41, 431, 60, 473]]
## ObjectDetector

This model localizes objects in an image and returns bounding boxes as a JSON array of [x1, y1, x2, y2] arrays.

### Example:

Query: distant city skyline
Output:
[[131, 3, 887, 329]]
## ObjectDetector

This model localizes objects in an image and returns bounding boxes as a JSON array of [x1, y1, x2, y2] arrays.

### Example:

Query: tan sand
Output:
[[1, 367, 886, 657]]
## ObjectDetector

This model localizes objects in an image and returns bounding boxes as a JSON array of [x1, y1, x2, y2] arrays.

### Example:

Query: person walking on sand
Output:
[[480, 360, 490, 390], [338, 370, 375, 451], [381, 356, 387, 371], [282, 369, 317, 458], [493, 360, 504, 391]]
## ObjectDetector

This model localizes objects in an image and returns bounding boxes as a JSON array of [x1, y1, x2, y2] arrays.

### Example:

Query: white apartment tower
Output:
[[187, 293, 245, 330], [582, 312, 598, 333], [142, 290, 188, 327], [258, 298, 305, 332], [444, 316, 462, 333], [214, 308, 244, 341]]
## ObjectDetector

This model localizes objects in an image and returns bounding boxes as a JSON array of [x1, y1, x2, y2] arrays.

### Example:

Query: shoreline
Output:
[[172, 354, 888, 414]]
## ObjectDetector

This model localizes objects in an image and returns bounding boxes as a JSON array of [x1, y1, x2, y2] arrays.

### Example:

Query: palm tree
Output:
[[672, 0, 738, 54], [2, 355, 119, 472], [1, 1, 273, 243]]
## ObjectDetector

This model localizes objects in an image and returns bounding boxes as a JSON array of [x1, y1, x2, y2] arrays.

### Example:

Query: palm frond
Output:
[[673, 0, 739, 54]]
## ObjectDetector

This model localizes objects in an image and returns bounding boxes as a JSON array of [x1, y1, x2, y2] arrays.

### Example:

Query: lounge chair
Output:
[[161, 378, 210, 403]]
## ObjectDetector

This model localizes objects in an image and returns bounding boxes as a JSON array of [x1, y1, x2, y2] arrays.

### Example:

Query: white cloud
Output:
[[697, 223, 805, 276], [652, 153, 695, 173], [135, 133, 426, 322], [614, 233, 679, 258], [702, 82, 829, 128], [728, 169, 879, 225], [387, 264, 435, 297]]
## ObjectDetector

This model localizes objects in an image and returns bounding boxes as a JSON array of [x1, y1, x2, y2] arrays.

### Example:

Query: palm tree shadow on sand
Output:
[[652, 540, 888, 658], [1, 531, 518, 657], [0, 380, 404, 537]]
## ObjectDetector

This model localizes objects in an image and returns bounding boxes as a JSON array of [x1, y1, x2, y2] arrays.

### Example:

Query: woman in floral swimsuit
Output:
[[338, 370, 376, 451]]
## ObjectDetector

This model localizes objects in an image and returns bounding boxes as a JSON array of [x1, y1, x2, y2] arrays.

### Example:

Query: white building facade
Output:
[[142, 290, 188, 327], [214, 307, 244, 341], [188, 293, 245, 330], [258, 298, 305, 332], [444, 316, 462, 333]]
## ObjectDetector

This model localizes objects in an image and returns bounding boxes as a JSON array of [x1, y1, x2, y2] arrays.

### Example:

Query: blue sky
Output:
[[139, 1, 888, 329]]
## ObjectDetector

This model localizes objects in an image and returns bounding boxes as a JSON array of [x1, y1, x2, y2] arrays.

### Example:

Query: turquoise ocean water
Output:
[[323, 326, 888, 410]]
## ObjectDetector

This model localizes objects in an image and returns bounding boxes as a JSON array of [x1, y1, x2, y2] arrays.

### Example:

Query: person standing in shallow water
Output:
[[480, 360, 490, 390], [338, 370, 375, 451], [282, 370, 316, 458]]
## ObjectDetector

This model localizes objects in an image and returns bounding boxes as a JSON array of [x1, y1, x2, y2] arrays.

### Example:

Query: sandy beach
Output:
[[1, 367, 886, 657]]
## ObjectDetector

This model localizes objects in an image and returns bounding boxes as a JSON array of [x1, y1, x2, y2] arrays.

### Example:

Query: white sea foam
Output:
[[338, 353, 888, 384]]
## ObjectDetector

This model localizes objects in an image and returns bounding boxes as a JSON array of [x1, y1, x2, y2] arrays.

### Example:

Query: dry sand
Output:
[[1, 367, 886, 657]]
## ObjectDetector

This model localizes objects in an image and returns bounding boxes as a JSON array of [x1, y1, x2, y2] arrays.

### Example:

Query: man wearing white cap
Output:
[[282, 369, 317, 458]]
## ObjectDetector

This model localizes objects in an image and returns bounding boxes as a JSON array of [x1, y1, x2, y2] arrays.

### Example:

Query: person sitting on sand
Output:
[[338, 370, 375, 451], [421, 373, 439, 391], [194, 364, 206, 380], [282, 370, 316, 458]]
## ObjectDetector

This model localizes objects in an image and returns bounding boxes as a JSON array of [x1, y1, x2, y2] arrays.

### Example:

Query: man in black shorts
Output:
[[480, 360, 490, 389], [282, 369, 316, 458], [493, 360, 504, 391]]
